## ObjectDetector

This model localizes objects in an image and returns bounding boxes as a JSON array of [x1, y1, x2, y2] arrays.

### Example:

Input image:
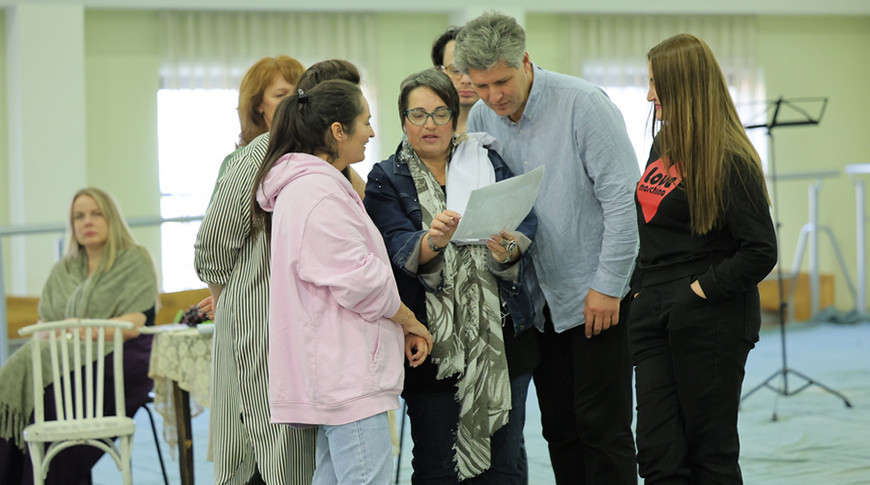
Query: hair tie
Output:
[[297, 88, 308, 104]]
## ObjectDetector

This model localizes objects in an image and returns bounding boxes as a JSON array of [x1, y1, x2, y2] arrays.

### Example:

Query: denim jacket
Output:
[[364, 141, 545, 335]]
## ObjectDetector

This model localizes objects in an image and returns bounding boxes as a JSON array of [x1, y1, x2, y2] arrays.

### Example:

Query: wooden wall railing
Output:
[[6, 288, 212, 340]]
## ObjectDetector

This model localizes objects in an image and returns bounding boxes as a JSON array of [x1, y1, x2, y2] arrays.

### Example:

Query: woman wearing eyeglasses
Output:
[[364, 68, 544, 484]]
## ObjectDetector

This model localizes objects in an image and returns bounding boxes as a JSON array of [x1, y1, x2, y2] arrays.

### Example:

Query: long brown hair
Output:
[[648, 33, 768, 234], [237, 56, 305, 146]]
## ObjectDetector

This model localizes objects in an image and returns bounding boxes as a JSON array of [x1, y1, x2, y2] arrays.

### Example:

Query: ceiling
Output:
[[1, 0, 870, 16]]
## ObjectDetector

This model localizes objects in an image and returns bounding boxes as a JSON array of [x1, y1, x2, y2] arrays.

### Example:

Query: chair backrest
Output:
[[18, 319, 134, 424]]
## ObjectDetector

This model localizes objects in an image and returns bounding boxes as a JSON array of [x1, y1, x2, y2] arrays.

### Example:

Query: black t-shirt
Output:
[[632, 146, 777, 302]]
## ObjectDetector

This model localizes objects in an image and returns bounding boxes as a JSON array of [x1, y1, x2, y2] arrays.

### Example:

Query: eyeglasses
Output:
[[439, 64, 463, 80], [404, 108, 454, 126]]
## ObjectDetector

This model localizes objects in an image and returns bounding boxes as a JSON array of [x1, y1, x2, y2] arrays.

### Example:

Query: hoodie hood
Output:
[[257, 152, 354, 212]]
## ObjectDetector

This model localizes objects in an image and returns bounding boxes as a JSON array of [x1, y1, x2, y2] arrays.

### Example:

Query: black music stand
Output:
[[740, 96, 852, 420]]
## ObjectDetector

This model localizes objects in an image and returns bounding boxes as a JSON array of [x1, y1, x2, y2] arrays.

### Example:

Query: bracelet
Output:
[[427, 233, 445, 253], [501, 254, 512, 264]]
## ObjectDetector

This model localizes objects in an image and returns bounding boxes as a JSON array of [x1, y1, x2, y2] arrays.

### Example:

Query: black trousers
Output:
[[533, 299, 637, 485], [629, 276, 760, 485]]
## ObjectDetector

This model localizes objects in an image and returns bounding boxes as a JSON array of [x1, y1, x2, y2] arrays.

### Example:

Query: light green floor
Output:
[[94, 321, 870, 484]]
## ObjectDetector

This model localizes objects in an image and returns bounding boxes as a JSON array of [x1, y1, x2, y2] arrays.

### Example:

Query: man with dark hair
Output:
[[455, 12, 640, 485], [430, 26, 479, 133]]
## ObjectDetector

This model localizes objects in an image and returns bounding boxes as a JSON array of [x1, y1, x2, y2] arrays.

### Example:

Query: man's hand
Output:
[[583, 288, 620, 338]]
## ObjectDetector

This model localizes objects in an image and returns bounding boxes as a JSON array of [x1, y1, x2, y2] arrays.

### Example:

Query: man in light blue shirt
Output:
[[455, 12, 639, 484]]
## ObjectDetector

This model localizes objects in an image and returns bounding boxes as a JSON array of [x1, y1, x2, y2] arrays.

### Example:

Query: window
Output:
[[568, 16, 767, 172], [598, 85, 656, 169], [156, 87, 381, 292], [157, 89, 238, 292], [599, 84, 768, 172]]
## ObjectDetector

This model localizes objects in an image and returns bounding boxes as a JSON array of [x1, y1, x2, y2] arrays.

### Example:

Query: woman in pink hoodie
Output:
[[251, 80, 433, 485]]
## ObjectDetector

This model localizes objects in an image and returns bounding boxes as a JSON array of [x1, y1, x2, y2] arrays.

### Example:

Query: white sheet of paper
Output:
[[451, 165, 545, 245]]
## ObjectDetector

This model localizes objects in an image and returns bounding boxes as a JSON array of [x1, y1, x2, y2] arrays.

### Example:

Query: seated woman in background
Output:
[[0, 187, 159, 485], [364, 69, 544, 483]]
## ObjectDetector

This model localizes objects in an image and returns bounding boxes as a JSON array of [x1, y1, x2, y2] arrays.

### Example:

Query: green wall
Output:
[[1, 10, 8, 289], [84, 9, 163, 280], [527, 14, 570, 72], [85, 10, 161, 217], [0, 10, 7, 230], [757, 16, 870, 309], [373, 13, 450, 160]]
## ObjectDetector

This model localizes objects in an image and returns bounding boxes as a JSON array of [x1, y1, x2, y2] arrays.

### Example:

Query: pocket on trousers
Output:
[[679, 276, 709, 306]]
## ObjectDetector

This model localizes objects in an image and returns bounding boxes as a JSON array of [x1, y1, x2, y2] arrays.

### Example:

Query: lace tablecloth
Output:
[[147, 327, 212, 457]]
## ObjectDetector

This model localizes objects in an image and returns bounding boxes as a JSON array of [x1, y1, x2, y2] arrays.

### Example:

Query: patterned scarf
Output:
[[400, 138, 510, 480]]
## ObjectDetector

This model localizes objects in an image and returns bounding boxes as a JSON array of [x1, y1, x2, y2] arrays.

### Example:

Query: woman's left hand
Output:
[[486, 231, 519, 265], [405, 334, 430, 367]]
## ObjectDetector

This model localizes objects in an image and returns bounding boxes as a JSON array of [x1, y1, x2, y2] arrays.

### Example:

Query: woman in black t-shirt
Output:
[[630, 33, 777, 485]]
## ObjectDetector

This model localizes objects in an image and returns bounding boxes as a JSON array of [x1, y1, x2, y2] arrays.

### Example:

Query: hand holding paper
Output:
[[428, 210, 461, 249], [450, 166, 545, 244]]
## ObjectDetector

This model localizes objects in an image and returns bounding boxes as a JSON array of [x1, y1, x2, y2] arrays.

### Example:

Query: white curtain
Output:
[[156, 11, 381, 292], [565, 15, 766, 167], [158, 11, 379, 90]]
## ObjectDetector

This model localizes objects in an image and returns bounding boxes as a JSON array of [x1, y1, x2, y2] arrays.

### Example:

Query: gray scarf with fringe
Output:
[[0, 246, 156, 449], [400, 138, 510, 480]]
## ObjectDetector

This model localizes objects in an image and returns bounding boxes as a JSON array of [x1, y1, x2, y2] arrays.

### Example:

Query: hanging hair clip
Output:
[[297, 88, 308, 104]]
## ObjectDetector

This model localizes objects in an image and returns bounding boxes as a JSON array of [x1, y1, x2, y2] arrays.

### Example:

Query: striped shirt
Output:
[[195, 132, 315, 485]]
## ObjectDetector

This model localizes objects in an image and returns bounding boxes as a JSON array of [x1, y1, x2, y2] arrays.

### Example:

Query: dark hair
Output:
[[295, 59, 362, 181], [296, 59, 361, 92], [398, 68, 460, 131], [431, 27, 461, 66], [251, 80, 365, 235]]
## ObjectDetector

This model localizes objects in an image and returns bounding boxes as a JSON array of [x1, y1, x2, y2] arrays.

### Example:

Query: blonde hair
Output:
[[65, 188, 142, 273], [237, 56, 305, 146], [648, 33, 768, 235]]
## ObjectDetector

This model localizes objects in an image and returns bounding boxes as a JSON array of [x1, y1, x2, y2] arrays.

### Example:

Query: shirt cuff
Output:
[[487, 231, 531, 282], [402, 232, 443, 292]]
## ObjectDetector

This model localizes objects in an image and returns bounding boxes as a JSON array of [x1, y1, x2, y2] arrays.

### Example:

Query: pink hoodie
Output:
[[257, 152, 404, 427]]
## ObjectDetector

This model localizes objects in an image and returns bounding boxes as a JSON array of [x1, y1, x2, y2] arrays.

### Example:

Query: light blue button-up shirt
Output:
[[468, 65, 640, 333]]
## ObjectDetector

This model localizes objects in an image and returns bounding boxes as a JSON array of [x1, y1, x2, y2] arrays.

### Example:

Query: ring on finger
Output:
[[500, 239, 509, 248], [506, 240, 517, 253]]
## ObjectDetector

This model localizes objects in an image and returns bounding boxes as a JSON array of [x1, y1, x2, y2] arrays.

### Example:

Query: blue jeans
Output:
[[404, 373, 532, 484], [313, 412, 393, 485]]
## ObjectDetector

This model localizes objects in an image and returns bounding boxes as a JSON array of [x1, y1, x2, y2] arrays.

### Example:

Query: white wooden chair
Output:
[[18, 318, 136, 485]]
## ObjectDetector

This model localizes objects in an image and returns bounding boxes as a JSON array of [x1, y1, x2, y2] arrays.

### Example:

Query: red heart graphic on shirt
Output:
[[637, 158, 682, 223]]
